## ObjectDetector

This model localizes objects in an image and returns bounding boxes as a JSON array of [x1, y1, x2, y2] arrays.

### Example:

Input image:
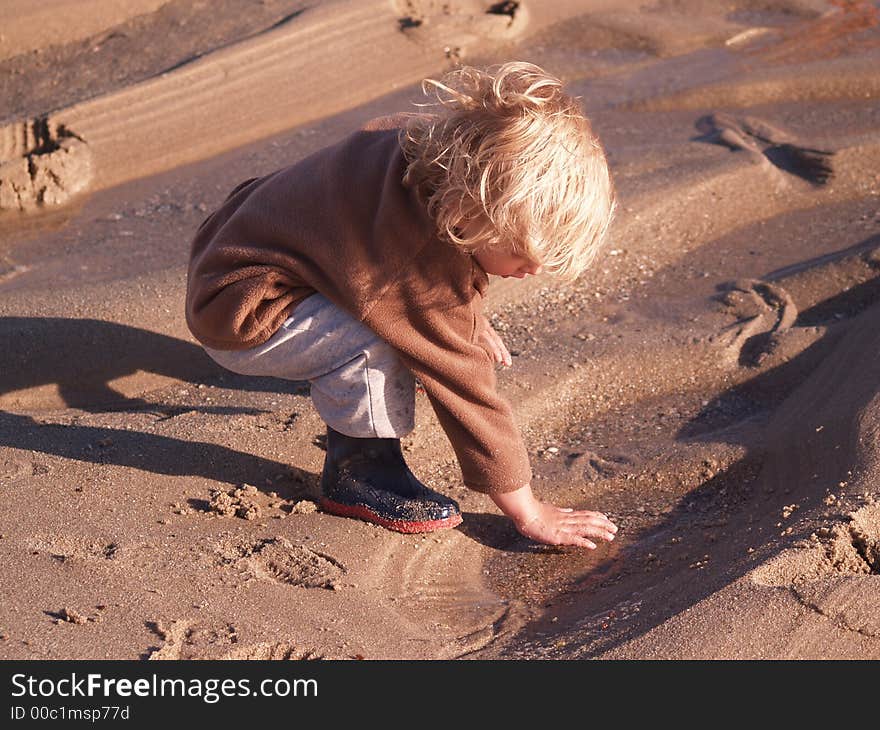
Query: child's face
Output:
[[460, 214, 543, 279], [473, 248, 543, 279]]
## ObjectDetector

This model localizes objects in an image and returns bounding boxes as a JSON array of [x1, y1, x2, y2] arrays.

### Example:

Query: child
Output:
[[185, 61, 618, 548]]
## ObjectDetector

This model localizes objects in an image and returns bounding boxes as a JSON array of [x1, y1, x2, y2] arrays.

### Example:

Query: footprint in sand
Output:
[[714, 235, 880, 367], [1, 456, 32, 482], [25, 534, 122, 564], [215, 536, 346, 590], [0, 116, 93, 211], [146, 619, 326, 660], [0, 262, 29, 284], [713, 278, 797, 367], [565, 449, 635, 482], [694, 112, 834, 185]]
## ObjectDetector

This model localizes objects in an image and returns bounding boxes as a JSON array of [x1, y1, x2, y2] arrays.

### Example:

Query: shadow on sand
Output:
[[505, 271, 880, 657], [0, 316, 317, 491]]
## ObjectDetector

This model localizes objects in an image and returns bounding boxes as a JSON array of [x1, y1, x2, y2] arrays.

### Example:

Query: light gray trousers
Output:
[[203, 293, 415, 438]]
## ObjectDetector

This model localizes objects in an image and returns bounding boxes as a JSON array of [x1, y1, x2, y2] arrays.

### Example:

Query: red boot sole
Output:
[[319, 498, 462, 534]]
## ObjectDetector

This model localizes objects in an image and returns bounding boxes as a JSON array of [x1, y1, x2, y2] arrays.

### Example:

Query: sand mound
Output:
[[758, 300, 880, 497], [752, 503, 880, 586], [745, 297, 880, 582], [394, 0, 527, 53], [0, 116, 92, 211]]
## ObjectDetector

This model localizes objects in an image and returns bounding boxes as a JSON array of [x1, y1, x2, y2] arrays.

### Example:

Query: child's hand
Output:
[[491, 483, 618, 549], [513, 502, 618, 548], [475, 314, 512, 367]]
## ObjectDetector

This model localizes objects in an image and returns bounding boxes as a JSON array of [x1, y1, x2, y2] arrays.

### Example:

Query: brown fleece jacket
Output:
[[185, 113, 532, 494]]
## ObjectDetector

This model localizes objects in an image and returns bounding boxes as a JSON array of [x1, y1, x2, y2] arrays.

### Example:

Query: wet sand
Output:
[[1, 0, 879, 659]]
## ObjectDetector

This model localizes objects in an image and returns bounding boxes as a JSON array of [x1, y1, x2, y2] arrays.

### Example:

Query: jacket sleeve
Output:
[[363, 241, 532, 495]]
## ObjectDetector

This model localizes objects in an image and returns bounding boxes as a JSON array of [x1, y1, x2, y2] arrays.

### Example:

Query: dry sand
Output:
[[0, 0, 879, 659]]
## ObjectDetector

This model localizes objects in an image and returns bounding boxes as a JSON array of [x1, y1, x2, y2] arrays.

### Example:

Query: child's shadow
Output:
[[0, 316, 308, 414], [0, 317, 317, 491]]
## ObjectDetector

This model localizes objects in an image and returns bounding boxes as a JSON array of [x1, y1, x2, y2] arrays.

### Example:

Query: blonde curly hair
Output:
[[399, 61, 616, 281]]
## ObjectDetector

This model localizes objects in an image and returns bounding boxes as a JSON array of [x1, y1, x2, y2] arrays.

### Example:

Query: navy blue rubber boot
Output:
[[319, 427, 462, 533]]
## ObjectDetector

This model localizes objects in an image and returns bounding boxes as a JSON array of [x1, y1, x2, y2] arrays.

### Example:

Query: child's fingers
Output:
[[495, 334, 512, 366], [574, 527, 615, 542], [484, 324, 512, 366], [567, 526, 615, 545], [562, 509, 615, 524], [480, 338, 501, 363], [554, 507, 617, 537], [563, 514, 617, 536], [567, 535, 597, 549], [492, 335, 511, 366], [570, 509, 614, 524], [477, 324, 511, 366]]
